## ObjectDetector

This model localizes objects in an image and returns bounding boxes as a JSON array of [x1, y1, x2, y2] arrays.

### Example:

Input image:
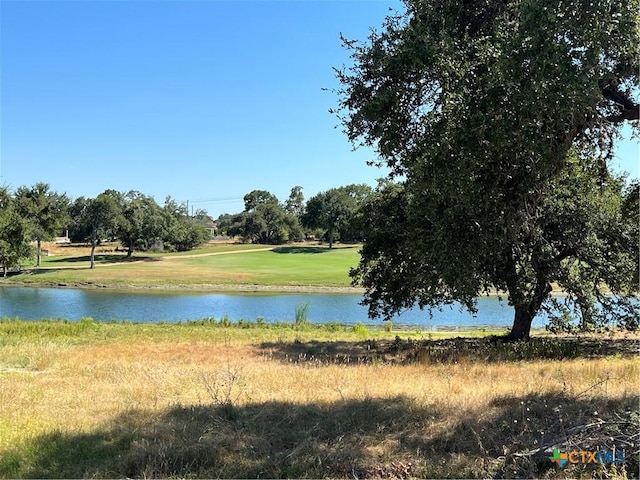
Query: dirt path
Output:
[[160, 247, 274, 260], [31, 247, 275, 270], [9, 245, 365, 293]]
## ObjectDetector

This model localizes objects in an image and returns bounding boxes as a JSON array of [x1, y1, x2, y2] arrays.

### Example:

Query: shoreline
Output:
[[0, 280, 367, 294], [0, 279, 573, 298]]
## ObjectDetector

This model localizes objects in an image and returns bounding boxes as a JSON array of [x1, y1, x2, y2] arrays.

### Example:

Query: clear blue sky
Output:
[[1, 0, 638, 218]]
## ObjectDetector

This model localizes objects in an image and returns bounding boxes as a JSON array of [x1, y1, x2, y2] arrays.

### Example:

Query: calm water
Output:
[[0, 286, 547, 329]]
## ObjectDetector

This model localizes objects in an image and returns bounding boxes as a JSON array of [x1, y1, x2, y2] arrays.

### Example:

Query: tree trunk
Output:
[[126, 240, 134, 258], [505, 282, 552, 341], [506, 305, 535, 341], [90, 228, 97, 269], [36, 238, 42, 267], [328, 219, 335, 249]]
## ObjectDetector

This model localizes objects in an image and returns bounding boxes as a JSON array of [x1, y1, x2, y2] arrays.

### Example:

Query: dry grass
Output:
[[0, 323, 638, 478]]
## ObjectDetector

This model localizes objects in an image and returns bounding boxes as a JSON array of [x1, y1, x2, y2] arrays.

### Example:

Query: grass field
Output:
[[0, 320, 637, 479], [1, 243, 361, 290], [2, 243, 638, 478]]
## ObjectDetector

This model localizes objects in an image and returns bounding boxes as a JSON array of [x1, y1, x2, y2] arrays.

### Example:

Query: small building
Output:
[[55, 230, 71, 244], [204, 221, 218, 239]]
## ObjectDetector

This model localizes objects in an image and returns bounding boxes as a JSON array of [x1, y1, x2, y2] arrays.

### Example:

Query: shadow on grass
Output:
[[271, 246, 330, 254], [1, 393, 636, 479], [259, 335, 640, 366], [271, 245, 360, 254], [45, 254, 153, 264]]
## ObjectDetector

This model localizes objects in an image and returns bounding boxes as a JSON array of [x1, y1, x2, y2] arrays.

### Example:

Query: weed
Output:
[[219, 314, 232, 327], [201, 367, 245, 421], [352, 322, 369, 337], [294, 302, 311, 326]]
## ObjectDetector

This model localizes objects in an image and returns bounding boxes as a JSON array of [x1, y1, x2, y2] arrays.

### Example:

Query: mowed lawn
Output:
[[3, 245, 362, 289], [180, 246, 360, 286]]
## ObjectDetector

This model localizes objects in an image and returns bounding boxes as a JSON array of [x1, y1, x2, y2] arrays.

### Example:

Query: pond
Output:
[[0, 286, 548, 329]]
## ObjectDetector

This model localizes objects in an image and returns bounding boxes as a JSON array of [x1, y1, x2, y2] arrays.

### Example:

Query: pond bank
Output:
[[0, 279, 366, 294]]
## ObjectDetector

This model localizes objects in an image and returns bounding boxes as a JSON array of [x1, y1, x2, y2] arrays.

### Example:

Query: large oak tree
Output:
[[336, 0, 639, 339]]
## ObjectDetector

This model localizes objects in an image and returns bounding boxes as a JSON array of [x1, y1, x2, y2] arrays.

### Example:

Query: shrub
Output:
[[352, 322, 369, 337]]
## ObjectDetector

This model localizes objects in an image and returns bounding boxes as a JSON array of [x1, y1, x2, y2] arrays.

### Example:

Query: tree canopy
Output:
[[302, 184, 373, 248], [0, 187, 33, 276], [337, 0, 639, 339], [354, 159, 639, 336], [14, 183, 69, 267], [116, 191, 165, 257], [225, 190, 304, 245], [162, 197, 211, 252], [72, 190, 122, 268]]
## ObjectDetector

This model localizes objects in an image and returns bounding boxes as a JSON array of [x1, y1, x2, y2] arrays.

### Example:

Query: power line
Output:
[[188, 196, 243, 204]]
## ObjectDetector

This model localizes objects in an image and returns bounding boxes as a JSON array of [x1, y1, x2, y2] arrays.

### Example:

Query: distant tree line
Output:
[[215, 184, 374, 247], [0, 182, 377, 274], [0, 183, 212, 272]]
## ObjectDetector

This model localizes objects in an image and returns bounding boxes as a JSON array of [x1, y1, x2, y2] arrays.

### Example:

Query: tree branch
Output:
[[599, 79, 639, 123]]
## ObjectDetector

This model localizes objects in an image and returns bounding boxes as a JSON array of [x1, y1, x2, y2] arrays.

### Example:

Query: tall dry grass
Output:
[[0, 323, 637, 478]]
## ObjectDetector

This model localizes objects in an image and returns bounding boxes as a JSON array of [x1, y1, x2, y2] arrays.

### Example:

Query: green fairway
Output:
[[178, 246, 361, 286], [2, 244, 362, 290]]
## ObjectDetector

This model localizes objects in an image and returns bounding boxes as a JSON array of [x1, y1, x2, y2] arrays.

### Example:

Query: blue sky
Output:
[[1, 0, 638, 218]]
